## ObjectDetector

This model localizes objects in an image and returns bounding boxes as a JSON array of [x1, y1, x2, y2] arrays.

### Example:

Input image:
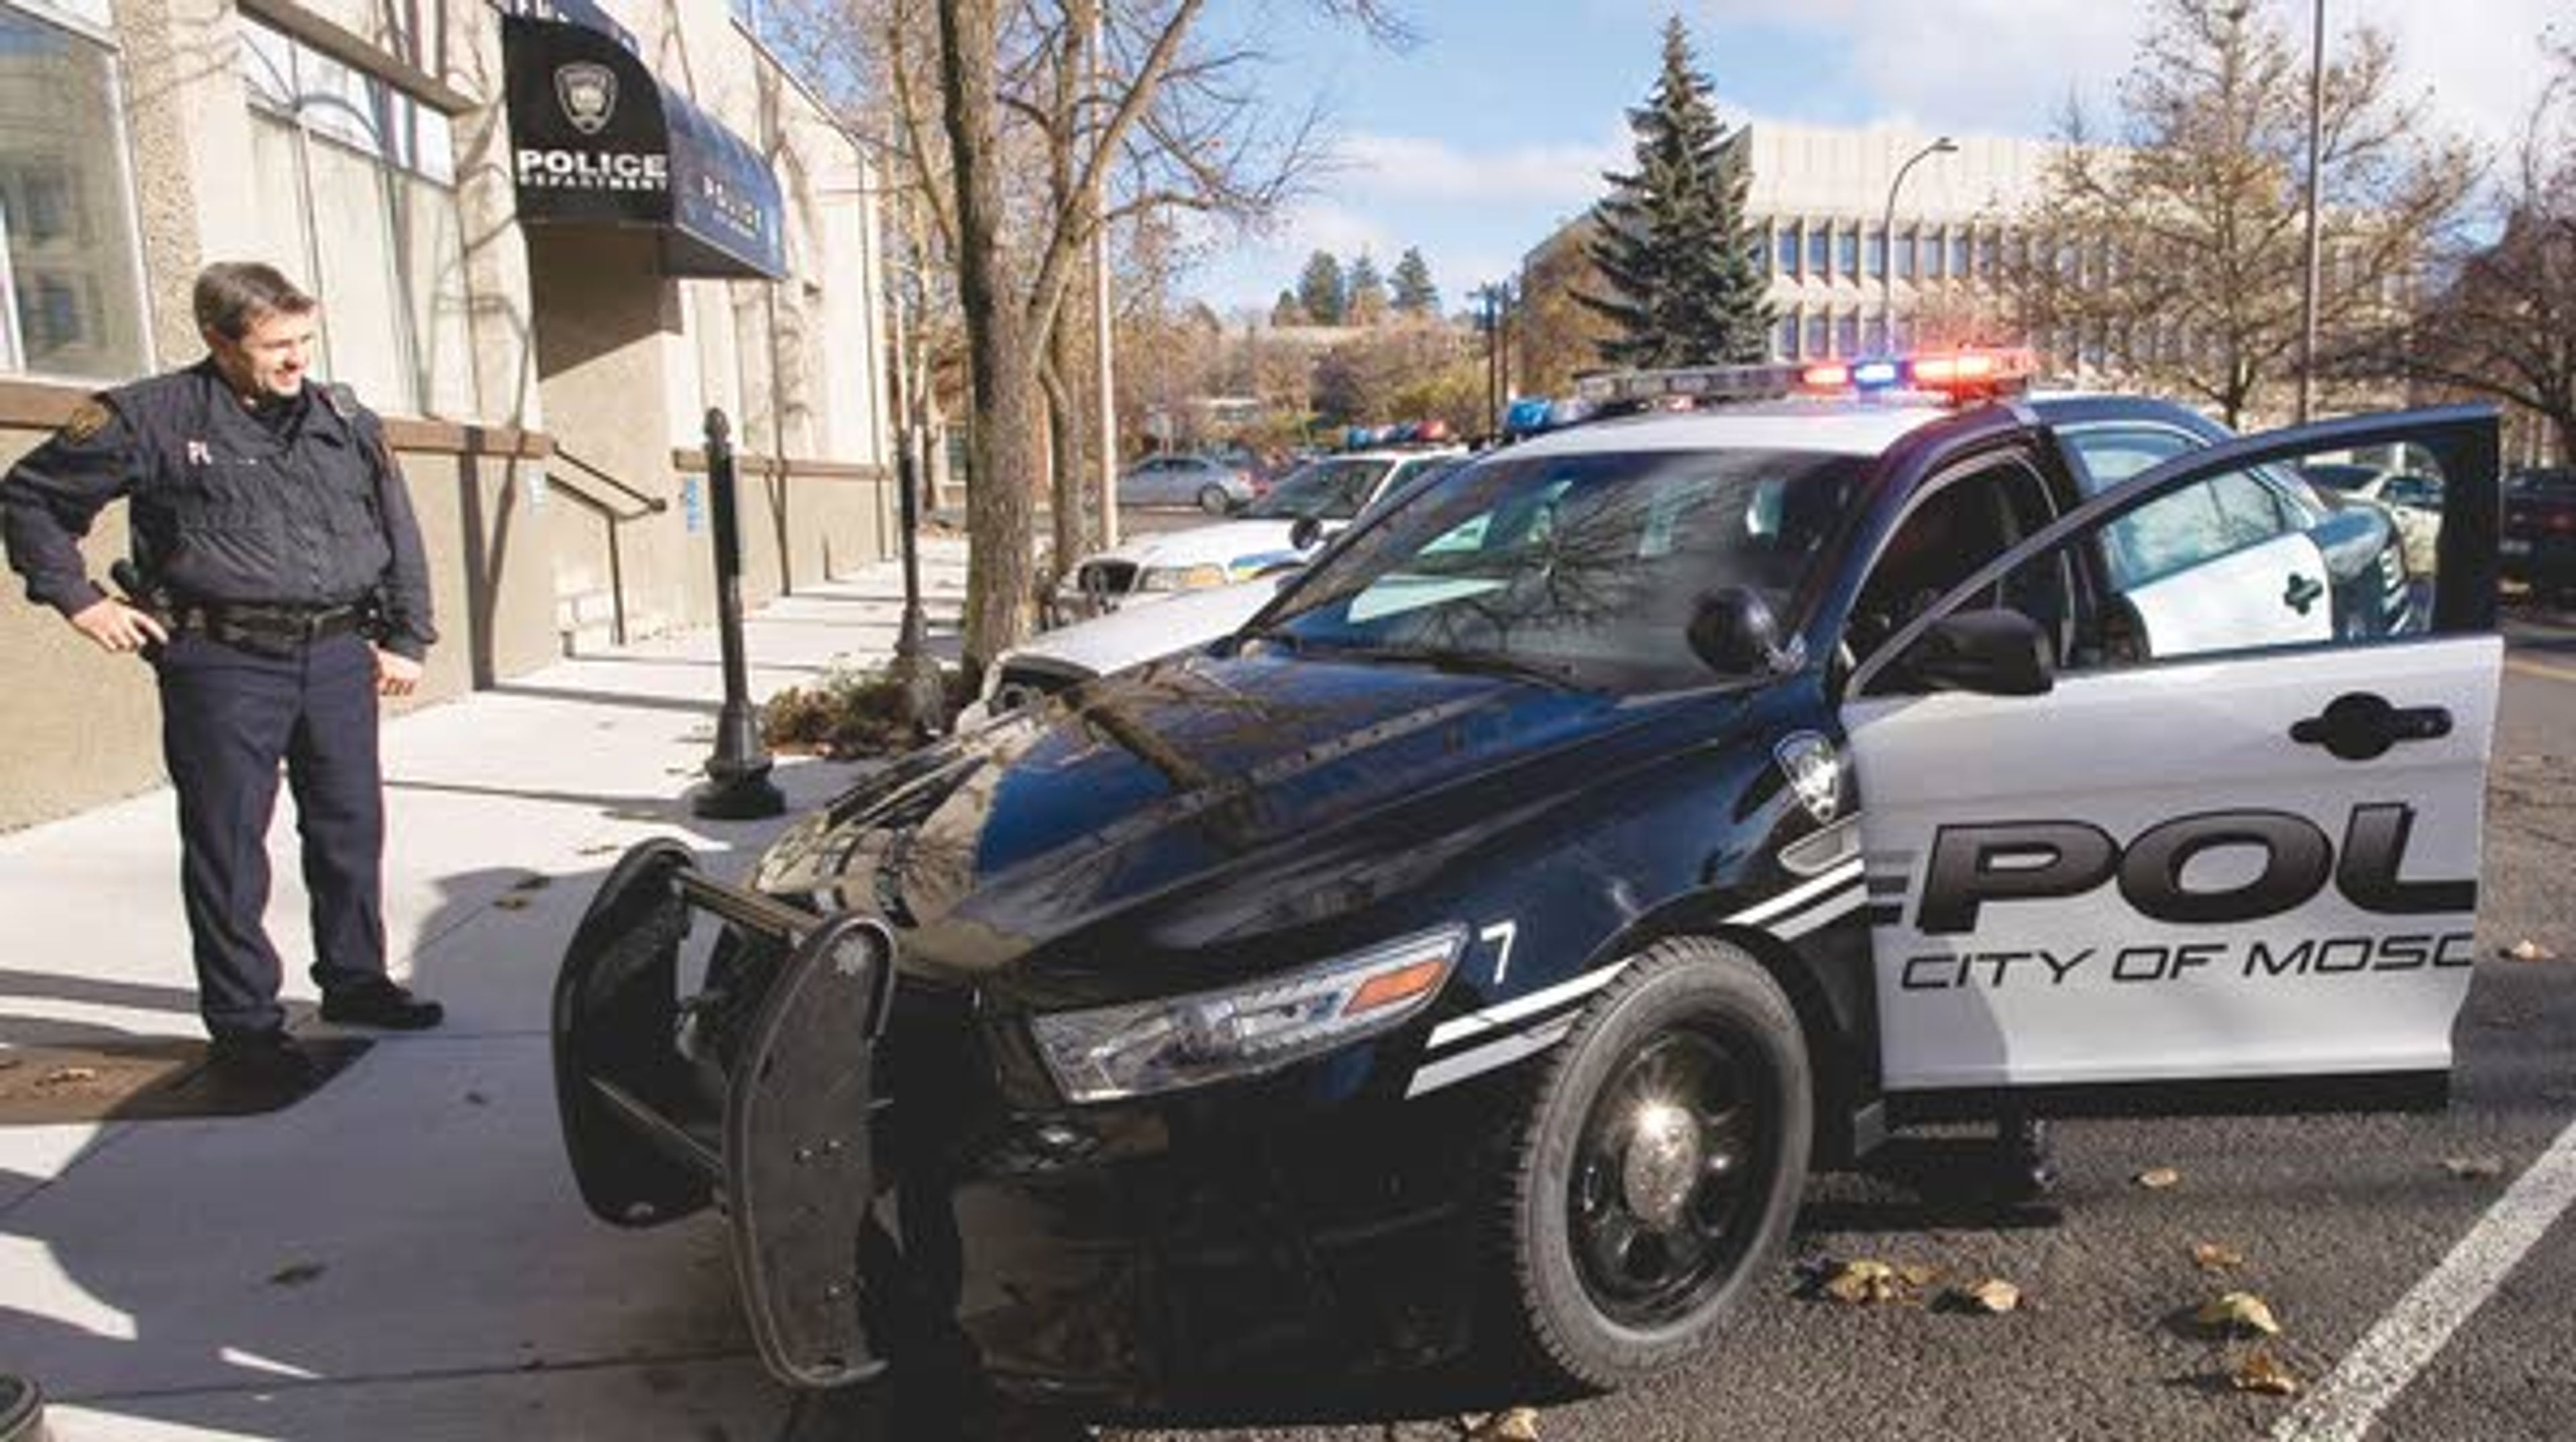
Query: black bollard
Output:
[[693, 408, 786, 820]]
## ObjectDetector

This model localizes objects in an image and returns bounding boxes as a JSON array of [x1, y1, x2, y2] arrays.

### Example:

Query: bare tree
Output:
[[2006, 0, 2471, 427], [2363, 35, 2575, 463]]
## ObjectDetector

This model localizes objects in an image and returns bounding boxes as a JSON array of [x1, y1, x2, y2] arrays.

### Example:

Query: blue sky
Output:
[[1184, 0, 2565, 315]]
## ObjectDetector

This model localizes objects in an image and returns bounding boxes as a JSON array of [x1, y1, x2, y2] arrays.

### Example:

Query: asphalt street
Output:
[[1071, 600, 2576, 1442]]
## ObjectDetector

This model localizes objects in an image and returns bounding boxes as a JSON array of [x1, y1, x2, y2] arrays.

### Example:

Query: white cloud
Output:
[[1338, 132, 1630, 206]]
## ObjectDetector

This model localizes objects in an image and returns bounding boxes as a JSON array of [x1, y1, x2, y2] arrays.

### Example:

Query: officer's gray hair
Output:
[[193, 262, 317, 341]]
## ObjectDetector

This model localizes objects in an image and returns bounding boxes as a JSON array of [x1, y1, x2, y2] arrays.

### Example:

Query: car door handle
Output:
[[2283, 572, 2324, 615], [2290, 691, 2452, 762]]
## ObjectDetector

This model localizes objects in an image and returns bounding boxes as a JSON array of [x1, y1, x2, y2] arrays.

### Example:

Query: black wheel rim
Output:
[[1566, 1023, 1773, 1329]]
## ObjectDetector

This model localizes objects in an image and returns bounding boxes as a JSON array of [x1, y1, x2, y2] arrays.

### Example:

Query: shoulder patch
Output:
[[60, 397, 113, 444]]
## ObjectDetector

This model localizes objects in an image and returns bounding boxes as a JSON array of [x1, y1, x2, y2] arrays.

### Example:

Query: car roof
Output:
[[1506, 400, 1957, 460], [1320, 445, 1466, 464]]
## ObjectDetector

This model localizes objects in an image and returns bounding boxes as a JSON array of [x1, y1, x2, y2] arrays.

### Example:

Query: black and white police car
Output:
[[551, 351, 2502, 1406]]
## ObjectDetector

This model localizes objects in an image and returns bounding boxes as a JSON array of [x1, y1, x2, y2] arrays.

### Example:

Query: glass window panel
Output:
[[1807, 225, 1829, 276], [1896, 233, 1916, 279], [1805, 312, 1827, 356], [307, 137, 413, 408], [1836, 228, 1858, 278], [1775, 313, 1798, 360], [0, 8, 146, 378], [1776, 223, 1799, 274], [1835, 312, 1860, 356], [1865, 229, 1884, 278]]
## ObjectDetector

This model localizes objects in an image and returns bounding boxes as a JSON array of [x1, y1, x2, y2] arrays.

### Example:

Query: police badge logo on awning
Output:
[[556, 62, 617, 135]]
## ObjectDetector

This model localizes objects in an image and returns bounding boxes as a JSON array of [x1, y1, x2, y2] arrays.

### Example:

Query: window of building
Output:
[[1864, 228, 1884, 279], [1807, 225, 1830, 279], [1776, 311, 1799, 360], [1952, 231, 1972, 278], [1924, 229, 1945, 280], [1836, 311, 1860, 357], [0, 3, 149, 380], [1980, 235, 2000, 276], [1836, 227, 1858, 280], [1777, 222, 1800, 276], [239, 17, 470, 417], [1894, 231, 1916, 280], [1805, 311, 1828, 357]]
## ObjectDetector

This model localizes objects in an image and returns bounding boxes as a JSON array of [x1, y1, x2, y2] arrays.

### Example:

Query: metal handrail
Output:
[[552, 445, 671, 516], [541, 455, 668, 647]]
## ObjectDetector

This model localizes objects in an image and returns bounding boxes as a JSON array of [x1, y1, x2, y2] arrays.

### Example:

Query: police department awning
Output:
[[500, 9, 788, 280]]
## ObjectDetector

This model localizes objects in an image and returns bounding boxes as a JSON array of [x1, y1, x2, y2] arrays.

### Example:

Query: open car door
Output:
[[1840, 407, 2502, 1115]]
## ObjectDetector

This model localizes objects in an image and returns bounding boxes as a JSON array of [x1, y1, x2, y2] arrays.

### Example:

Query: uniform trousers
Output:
[[154, 628, 386, 1038]]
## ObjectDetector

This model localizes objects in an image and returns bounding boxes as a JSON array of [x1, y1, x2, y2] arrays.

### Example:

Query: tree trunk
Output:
[[1042, 327, 1085, 583], [937, 0, 1036, 673]]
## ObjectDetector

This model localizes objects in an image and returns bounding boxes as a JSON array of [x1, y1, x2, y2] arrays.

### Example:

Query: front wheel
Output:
[[1196, 483, 1231, 514], [1489, 937, 1811, 1390]]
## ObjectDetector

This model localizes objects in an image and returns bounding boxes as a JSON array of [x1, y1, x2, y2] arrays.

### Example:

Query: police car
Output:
[[551, 352, 2502, 1405], [1051, 445, 1468, 622]]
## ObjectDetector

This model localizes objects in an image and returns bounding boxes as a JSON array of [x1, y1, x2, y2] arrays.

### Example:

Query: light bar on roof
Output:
[[1574, 362, 1807, 406]]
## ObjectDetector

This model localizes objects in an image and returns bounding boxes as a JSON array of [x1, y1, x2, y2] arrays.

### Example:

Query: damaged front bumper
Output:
[[551, 839, 896, 1389]]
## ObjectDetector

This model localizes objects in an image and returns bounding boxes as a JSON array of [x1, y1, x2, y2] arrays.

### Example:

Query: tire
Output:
[[1196, 483, 1231, 514], [1489, 936, 1811, 1390]]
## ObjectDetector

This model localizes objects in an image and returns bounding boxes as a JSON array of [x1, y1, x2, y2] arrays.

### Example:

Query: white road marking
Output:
[[2271, 1115, 2576, 1442]]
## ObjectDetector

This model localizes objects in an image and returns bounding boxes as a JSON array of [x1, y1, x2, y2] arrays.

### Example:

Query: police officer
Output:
[[1, 262, 443, 1087]]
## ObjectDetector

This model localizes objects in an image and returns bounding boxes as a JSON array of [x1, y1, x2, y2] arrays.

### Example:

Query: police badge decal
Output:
[[556, 62, 616, 136]]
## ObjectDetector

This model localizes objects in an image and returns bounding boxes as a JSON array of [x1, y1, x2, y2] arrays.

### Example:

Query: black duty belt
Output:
[[171, 601, 368, 647]]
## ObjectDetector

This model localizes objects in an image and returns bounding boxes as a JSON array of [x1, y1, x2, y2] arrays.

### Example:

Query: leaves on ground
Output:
[[1823, 1258, 1913, 1305], [1459, 1408, 1541, 1441], [464, 1090, 490, 1107], [2196, 1291, 2282, 1337], [2135, 1166, 2182, 1189], [506, 873, 552, 892], [2441, 1154, 2507, 1180], [493, 895, 533, 910], [2503, 938, 2559, 962], [33, 1066, 98, 1088], [2190, 1241, 2247, 1272], [2231, 1347, 2301, 1396], [268, 1261, 327, 1287], [1952, 1278, 2022, 1314]]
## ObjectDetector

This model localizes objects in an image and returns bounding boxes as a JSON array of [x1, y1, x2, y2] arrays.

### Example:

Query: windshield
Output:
[[1242, 457, 1397, 520], [1258, 448, 1870, 689]]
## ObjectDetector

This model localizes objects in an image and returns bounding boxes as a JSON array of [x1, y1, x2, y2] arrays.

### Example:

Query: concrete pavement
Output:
[[0, 538, 969, 1441]]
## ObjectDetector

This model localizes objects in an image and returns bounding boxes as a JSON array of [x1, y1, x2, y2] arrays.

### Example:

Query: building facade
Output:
[[0, 0, 896, 828]]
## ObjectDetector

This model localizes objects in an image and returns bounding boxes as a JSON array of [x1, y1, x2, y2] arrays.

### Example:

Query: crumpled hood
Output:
[[753, 651, 1721, 993]]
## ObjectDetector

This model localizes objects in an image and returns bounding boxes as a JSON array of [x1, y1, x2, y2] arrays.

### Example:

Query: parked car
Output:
[[553, 352, 2500, 1406], [1117, 453, 1257, 512], [2502, 466, 2576, 600], [2303, 461, 2443, 575], [1054, 446, 1467, 621]]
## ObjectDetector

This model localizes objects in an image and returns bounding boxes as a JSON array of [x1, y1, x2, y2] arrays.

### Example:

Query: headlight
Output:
[[1030, 924, 1468, 1102], [1137, 562, 1228, 592]]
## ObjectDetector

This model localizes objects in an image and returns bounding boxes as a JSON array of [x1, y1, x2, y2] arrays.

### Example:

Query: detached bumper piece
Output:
[[553, 839, 897, 1389]]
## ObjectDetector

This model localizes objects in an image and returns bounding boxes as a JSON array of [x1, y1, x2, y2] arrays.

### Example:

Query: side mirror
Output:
[[1288, 515, 1324, 551], [1900, 610, 2055, 696], [1686, 586, 1801, 675]]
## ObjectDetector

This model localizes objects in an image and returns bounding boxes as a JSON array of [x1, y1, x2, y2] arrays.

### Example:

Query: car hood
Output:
[[1084, 520, 1306, 573], [753, 652, 1725, 998]]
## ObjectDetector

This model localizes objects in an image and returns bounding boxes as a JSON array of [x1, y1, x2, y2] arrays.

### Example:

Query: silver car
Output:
[[1117, 453, 1256, 512]]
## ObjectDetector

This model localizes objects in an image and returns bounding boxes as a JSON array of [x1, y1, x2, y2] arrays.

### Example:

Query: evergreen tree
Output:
[[1580, 17, 1772, 368], [1391, 247, 1440, 315], [1271, 288, 1307, 327], [1297, 251, 1348, 325], [1346, 252, 1389, 325]]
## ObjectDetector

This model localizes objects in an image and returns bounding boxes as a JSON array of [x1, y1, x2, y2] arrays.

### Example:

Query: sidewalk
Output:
[[0, 538, 969, 1440]]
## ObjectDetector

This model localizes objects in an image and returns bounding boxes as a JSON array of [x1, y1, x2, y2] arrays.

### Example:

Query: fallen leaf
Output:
[[2196, 1291, 2282, 1337], [2191, 1241, 2247, 1272], [493, 895, 533, 911], [1898, 1263, 1942, 1289], [2231, 1347, 2301, 1396], [1823, 1259, 1907, 1305], [1464, 1409, 1541, 1441], [269, 1261, 326, 1287], [507, 873, 553, 893], [2504, 938, 2558, 962], [576, 843, 621, 856], [0, 1057, 21, 1071], [464, 1090, 490, 1107], [2135, 1167, 2182, 1189], [1957, 1278, 2022, 1314], [34, 1066, 99, 1088], [2441, 1155, 2507, 1180]]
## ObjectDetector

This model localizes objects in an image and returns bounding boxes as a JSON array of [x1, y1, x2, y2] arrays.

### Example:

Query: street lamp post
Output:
[[1880, 136, 1957, 354]]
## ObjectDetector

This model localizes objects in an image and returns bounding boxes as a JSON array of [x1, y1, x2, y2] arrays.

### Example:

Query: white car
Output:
[[961, 578, 1283, 727], [1056, 446, 1466, 621]]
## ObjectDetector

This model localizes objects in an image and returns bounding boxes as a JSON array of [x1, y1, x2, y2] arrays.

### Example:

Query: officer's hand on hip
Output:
[[68, 596, 168, 656], [373, 647, 423, 698]]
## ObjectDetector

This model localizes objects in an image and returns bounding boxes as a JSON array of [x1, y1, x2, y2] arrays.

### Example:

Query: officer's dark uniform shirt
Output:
[[0, 359, 436, 658]]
